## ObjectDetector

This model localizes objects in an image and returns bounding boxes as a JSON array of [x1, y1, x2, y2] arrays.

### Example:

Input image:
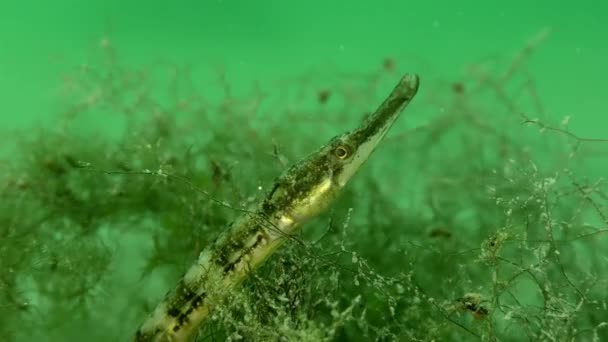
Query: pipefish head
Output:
[[262, 74, 420, 224], [333, 73, 420, 187]]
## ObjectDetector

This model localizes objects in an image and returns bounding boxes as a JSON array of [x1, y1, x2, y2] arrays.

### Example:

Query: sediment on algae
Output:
[[1, 34, 607, 341]]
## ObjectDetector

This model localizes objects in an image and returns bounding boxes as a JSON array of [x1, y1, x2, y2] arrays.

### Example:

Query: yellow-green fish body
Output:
[[134, 74, 420, 341]]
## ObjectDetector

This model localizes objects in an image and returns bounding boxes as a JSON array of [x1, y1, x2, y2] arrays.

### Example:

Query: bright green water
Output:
[[1, 1, 607, 341], [1, 1, 606, 134]]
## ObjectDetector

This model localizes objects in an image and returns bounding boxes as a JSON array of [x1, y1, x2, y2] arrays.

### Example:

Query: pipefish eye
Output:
[[334, 145, 351, 159]]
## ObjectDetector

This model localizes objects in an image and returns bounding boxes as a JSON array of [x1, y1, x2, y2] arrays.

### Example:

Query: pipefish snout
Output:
[[134, 73, 420, 342]]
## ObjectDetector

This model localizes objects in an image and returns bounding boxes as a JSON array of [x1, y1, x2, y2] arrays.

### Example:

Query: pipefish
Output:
[[133, 73, 420, 341]]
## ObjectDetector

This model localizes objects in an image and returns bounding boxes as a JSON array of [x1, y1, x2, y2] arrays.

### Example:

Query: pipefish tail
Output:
[[133, 74, 420, 341]]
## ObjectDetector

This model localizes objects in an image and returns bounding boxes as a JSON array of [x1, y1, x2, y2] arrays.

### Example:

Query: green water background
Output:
[[1, 0, 606, 135], [1, 1, 607, 341]]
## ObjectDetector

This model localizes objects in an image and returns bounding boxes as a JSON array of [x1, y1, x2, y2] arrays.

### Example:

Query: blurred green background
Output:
[[1, 1, 608, 341], [1, 0, 606, 134]]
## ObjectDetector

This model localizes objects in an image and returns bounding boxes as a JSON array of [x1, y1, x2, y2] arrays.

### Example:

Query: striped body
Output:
[[135, 161, 340, 341], [134, 210, 295, 341]]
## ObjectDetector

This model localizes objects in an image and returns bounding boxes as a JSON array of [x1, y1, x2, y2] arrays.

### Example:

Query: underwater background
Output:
[[1, 1, 607, 341]]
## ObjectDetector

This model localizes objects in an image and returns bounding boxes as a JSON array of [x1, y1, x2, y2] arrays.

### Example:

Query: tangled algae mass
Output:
[[1, 34, 608, 342]]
